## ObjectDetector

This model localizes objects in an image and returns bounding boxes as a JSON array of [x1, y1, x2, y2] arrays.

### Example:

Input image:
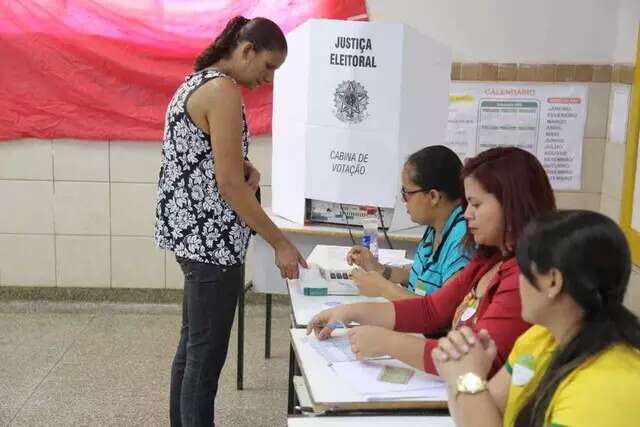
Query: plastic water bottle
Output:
[[361, 208, 379, 260]]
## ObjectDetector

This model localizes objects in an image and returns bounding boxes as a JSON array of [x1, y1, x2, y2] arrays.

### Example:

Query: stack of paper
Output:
[[302, 334, 447, 401]]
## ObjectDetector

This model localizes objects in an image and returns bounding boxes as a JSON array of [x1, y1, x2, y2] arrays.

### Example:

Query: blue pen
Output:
[[326, 320, 346, 329]]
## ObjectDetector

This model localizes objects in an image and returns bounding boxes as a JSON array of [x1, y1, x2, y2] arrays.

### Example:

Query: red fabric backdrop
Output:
[[0, 0, 367, 141]]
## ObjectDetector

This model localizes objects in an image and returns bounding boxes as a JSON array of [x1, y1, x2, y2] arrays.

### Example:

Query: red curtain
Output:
[[0, 0, 367, 141]]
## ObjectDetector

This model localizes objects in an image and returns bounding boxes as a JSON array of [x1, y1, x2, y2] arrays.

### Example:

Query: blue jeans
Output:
[[170, 257, 242, 427]]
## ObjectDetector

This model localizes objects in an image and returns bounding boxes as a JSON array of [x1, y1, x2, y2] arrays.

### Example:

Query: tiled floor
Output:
[[0, 299, 291, 427]]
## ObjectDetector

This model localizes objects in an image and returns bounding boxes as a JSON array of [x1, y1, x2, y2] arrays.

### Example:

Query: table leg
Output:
[[265, 293, 272, 359], [287, 343, 297, 414], [236, 281, 246, 390]]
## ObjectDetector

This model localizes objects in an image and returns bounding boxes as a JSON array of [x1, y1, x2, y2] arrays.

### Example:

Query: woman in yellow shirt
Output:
[[430, 210, 640, 426]]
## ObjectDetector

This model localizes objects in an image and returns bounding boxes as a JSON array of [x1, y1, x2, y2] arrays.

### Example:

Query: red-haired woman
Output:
[[307, 147, 556, 377]]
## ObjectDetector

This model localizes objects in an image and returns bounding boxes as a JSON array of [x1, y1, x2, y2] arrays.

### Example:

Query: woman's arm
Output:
[[201, 78, 305, 277], [378, 282, 422, 301], [393, 261, 477, 334], [432, 328, 510, 427], [350, 270, 420, 300], [307, 301, 396, 339], [385, 264, 411, 285], [446, 366, 510, 427]]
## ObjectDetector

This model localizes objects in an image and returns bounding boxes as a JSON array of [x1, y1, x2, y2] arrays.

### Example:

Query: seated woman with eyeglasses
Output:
[[308, 147, 556, 378], [347, 145, 471, 300]]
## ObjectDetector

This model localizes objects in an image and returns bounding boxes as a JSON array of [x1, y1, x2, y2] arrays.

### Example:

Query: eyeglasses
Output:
[[401, 187, 430, 202]]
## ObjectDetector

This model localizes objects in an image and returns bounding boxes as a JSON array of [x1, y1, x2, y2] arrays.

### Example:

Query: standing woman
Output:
[[155, 16, 306, 427]]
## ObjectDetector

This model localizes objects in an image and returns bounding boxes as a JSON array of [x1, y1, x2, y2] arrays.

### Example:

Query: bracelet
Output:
[[382, 264, 393, 280]]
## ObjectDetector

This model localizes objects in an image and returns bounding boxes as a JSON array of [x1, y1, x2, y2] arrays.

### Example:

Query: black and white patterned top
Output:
[[154, 69, 252, 266]]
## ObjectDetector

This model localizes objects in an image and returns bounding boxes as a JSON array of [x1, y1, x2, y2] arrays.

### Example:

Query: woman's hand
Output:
[[432, 327, 497, 383], [243, 160, 260, 192], [346, 245, 381, 271], [274, 239, 307, 279], [306, 306, 352, 340], [351, 269, 387, 297], [347, 326, 394, 360]]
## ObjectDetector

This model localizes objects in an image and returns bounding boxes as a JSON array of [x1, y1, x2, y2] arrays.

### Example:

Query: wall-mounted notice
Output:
[[608, 84, 631, 145], [446, 83, 589, 190]]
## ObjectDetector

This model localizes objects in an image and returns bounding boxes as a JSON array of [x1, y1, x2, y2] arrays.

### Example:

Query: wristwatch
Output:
[[455, 372, 488, 398], [382, 264, 393, 280]]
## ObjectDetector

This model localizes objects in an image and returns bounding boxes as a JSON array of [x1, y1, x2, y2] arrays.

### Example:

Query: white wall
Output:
[[614, 0, 640, 63], [367, 0, 620, 63]]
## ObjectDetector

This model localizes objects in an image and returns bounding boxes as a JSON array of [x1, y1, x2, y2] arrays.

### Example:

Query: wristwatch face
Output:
[[461, 373, 484, 392]]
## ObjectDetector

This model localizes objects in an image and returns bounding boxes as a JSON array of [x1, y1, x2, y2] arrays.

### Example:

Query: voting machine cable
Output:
[[377, 207, 393, 249], [339, 203, 356, 245]]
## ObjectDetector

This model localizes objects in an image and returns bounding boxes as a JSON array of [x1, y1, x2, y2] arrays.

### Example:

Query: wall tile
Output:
[[460, 63, 481, 80], [111, 183, 157, 236], [110, 140, 162, 183], [111, 237, 165, 288], [599, 194, 621, 223], [497, 63, 517, 81], [555, 64, 576, 81], [625, 266, 640, 315], [259, 185, 272, 208], [581, 138, 605, 193], [601, 141, 626, 199], [56, 236, 110, 287], [0, 234, 55, 287], [249, 136, 273, 187], [450, 62, 461, 80], [555, 191, 601, 211], [54, 182, 109, 235], [516, 64, 537, 81], [165, 253, 184, 289], [0, 181, 54, 234], [592, 64, 612, 82], [613, 64, 634, 84], [479, 63, 498, 80], [0, 139, 52, 180], [585, 83, 611, 139], [53, 139, 109, 182], [574, 64, 593, 82]]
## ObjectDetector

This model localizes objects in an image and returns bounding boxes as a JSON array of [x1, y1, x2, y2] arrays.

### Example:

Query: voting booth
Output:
[[271, 19, 452, 231]]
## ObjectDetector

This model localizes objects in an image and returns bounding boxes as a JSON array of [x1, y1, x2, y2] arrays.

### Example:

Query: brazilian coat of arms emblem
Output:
[[333, 80, 369, 124]]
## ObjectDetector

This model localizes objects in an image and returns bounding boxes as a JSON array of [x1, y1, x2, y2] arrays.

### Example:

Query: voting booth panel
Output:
[[272, 19, 452, 231]]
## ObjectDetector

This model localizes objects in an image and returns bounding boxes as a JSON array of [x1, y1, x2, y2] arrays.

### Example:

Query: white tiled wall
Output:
[[0, 139, 271, 289], [598, 82, 639, 314]]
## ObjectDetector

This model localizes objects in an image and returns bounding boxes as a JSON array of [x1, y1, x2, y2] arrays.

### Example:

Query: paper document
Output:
[[302, 335, 390, 364], [330, 358, 446, 398], [302, 335, 356, 363]]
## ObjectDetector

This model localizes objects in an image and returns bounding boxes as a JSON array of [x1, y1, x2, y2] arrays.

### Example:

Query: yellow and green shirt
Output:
[[503, 325, 640, 427]]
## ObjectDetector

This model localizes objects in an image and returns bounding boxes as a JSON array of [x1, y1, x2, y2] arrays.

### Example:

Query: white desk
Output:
[[287, 244, 404, 327], [288, 279, 387, 327], [290, 329, 448, 413], [250, 208, 424, 294], [288, 416, 454, 426]]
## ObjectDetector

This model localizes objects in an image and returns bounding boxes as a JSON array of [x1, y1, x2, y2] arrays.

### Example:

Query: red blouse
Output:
[[392, 253, 531, 375]]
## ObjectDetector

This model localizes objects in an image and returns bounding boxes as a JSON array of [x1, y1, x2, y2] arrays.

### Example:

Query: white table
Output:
[[285, 245, 413, 413], [239, 208, 422, 391], [288, 416, 454, 426], [289, 329, 448, 413], [250, 208, 424, 295], [288, 278, 387, 327], [287, 244, 407, 327]]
